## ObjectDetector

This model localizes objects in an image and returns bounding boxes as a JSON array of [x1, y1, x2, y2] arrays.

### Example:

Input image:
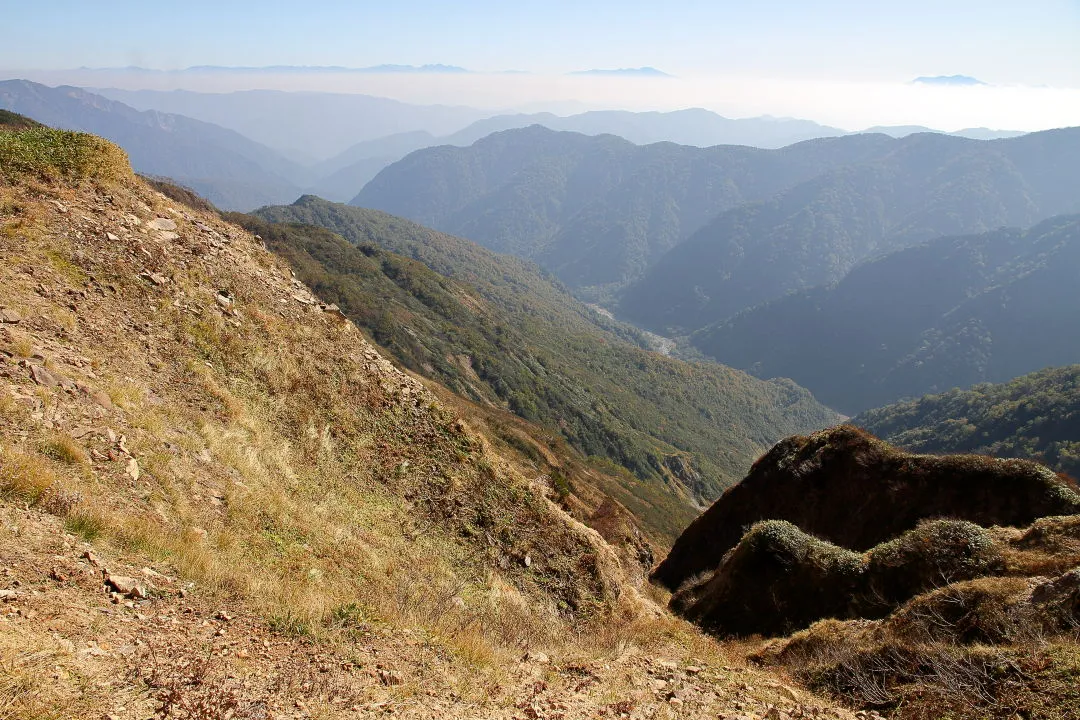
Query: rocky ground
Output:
[[2, 503, 866, 720]]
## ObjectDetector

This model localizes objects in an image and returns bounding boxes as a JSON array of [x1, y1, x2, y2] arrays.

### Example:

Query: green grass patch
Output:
[[65, 512, 105, 542], [0, 127, 130, 182]]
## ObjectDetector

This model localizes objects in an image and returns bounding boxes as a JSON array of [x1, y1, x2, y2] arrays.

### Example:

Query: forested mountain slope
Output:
[[690, 215, 1080, 413], [622, 128, 1080, 331], [251, 195, 840, 504], [856, 364, 1080, 477]]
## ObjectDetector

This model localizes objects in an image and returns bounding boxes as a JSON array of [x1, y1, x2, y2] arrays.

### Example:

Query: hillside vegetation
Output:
[[0, 126, 857, 720], [247, 196, 840, 513], [660, 426, 1080, 718], [691, 215, 1080, 413], [0, 109, 43, 131], [857, 364, 1080, 477], [653, 425, 1080, 591]]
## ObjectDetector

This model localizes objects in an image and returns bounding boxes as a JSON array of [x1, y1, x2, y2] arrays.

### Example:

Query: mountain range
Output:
[[89, 86, 1028, 201], [350, 125, 1080, 314], [92, 87, 488, 161], [352, 127, 901, 298], [621, 128, 1080, 332]]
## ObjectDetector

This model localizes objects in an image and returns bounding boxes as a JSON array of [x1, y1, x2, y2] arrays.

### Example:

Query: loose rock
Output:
[[147, 218, 177, 231], [29, 364, 59, 387], [106, 574, 147, 599]]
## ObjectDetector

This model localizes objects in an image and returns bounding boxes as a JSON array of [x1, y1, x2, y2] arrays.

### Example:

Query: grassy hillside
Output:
[[857, 365, 1080, 478], [244, 196, 840, 510], [661, 425, 1080, 718], [0, 121, 860, 720], [690, 215, 1080, 413], [623, 129, 1080, 332]]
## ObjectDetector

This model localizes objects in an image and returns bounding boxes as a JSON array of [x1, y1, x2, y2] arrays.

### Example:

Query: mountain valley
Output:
[[245, 195, 838, 515], [2, 123, 850, 720]]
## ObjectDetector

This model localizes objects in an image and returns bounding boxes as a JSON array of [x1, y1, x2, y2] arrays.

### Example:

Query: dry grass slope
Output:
[[0, 127, 860, 720]]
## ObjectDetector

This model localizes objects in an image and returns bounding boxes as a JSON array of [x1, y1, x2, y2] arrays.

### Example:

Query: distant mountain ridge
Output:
[[0, 79, 306, 209], [351, 126, 898, 298], [326, 117, 1022, 201], [93, 87, 488, 160], [84, 86, 1031, 206], [913, 75, 986, 86], [80, 63, 475, 74], [571, 67, 674, 77], [621, 127, 1080, 332]]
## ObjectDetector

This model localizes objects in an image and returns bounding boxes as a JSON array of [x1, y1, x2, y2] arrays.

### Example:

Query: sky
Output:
[[2, 0, 1079, 130]]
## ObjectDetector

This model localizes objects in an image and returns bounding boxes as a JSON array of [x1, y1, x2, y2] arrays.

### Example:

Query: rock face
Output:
[[653, 426, 1080, 592]]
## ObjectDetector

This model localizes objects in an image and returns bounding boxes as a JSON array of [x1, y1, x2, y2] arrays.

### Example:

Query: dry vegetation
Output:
[[658, 427, 1080, 718], [0, 129, 856, 719]]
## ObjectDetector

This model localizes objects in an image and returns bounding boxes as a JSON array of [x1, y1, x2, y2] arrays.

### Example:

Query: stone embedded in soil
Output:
[[106, 574, 148, 599], [88, 388, 114, 410], [29, 363, 59, 387], [0, 308, 21, 324], [378, 669, 403, 686], [147, 218, 177, 231]]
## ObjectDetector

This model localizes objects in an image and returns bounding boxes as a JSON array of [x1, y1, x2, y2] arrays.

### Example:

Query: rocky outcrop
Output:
[[653, 426, 1080, 591]]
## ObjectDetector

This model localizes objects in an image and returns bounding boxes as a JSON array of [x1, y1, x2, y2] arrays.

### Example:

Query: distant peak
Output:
[[912, 75, 986, 86], [570, 67, 673, 78]]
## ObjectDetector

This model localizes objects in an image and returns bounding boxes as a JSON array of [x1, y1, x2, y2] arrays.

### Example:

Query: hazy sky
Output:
[[4, 0, 1078, 85], [3, 1, 1078, 131]]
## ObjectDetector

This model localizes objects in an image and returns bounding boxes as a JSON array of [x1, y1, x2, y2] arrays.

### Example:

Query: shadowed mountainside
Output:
[[623, 129, 1080, 332], [689, 215, 1080, 414]]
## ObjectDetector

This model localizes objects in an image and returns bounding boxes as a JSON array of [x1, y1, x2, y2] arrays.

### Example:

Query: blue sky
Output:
[[4, 0, 1079, 86]]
